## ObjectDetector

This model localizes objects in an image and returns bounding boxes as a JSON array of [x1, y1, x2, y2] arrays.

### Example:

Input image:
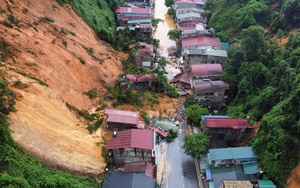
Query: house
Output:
[[105, 109, 140, 131], [107, 129, 156, 164], [193, 80, 229, 110], [125, 74, 158, 90], [180, 23, 207, 39], [113, 162, 157, 179], [130, 43, 155, 67], [182, 36, 222, 55], [176, 7, 209, 23], [219, 180, 253, 188], [212, 172, 258, 188], [204, 118, 253, 147], [103, 171, 157, 188], [115, 6, 152, 24], [190, 64, 222, 80], [175, 0, 205, 9], [208, 147, 258, 168], [184, 49, 228, 68], [170, 70, 191, 89], [176, 12, 202, 23]]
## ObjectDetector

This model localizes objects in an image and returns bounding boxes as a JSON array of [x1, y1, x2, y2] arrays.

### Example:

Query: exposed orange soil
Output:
[[1, 0, 127, 175]]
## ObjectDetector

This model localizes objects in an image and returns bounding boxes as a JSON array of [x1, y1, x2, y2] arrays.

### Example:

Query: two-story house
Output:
[[184, 49, 228, 68], [176, 7, 209, 23], [124, 0, 154, 8], [107, 129, 156, 164], [182, 36, 222, 55], [170, 70, 191, 89], [129, 42, 155, 67], [190, 63, 222, 80], [105, 109, 141, 131], [116, 6, 152, 24], [204, 118, 254, 147]]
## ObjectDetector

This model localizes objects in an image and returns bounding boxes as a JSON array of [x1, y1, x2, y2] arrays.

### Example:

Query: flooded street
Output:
[[153, 0, 177, 57], [153, 0, 180, 80]]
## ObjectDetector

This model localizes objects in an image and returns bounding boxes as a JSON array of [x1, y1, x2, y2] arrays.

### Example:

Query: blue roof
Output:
[[206, 168, 212, 180], [209, 182, 214, 188], [201, 115, 230, 122], [221, 42, 230, 50], [258, 180, 276, 188], [209, 147, 258, 161], [127, 19, 151, 24], [243, 162, 259, 174]]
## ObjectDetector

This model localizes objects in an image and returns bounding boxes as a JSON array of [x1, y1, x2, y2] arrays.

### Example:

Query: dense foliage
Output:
[[185, 104, 209, 127], [182, 133, 210, 158], [56, 0, 123, 44], [0, 80, 99, 187], [206, 0, 300, 186]]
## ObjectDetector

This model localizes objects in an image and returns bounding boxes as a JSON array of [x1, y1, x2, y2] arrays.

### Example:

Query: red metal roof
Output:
[[116, 6, 151, 15], [113, 162, 157, 179], [107, 129, 154, 150], [148, 126, 169, 137], [206, 118, 249, 129], [105, 109, 139, 125], [170, 70, 191, 84], [191, 64, 222, 78], [182, 36, 221, 48], [211, 80, 229, 90], [194, 82, 213, 94]]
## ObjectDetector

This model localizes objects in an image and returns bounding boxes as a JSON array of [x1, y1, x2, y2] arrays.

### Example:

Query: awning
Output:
[[206, 168, 212, 180], [243, 162, 258, 174]]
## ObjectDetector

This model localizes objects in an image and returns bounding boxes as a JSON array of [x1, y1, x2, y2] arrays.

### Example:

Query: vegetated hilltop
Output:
[[205, 0, 300, 187], [0, 0, 126, 175]]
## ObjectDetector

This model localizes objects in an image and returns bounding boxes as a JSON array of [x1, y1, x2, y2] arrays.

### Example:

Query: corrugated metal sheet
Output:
[[126, 74, 158, 83], [116, 6, 151, 14], [211, 80, 229, 90], [206, 118, 249, 129], [258, 180, 276, 188], [194, 82, 213, 93], [182, 36, 221, 48], [107, 129, 153, 150], [201, 115, 230, 122], [170, 70, 190, 84], [103, 172, 156, 188], [191, 64, 222, 77], [148, 126, 168, 137], [105, 109, 139, 125], [243, 162, 259, 174], [209, 147, 258, 161]]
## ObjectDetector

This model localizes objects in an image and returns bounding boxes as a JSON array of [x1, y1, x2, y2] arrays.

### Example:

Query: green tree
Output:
[[167, 29, 180, 41], [185, 104, 209, 126], [240, 25, 266, 62], [182, 133, 210, 158], [152, 18, 164, 31], [165, 0, 175, 7], [167, 6, 176, 20]]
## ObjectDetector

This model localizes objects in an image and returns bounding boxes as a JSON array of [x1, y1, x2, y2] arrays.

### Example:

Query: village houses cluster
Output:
[[102, 0, 276, 188]]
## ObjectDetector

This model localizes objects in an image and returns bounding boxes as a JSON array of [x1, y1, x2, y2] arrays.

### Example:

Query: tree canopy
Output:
[[182, 133, 210, 158], [185, 104, 209, 127]]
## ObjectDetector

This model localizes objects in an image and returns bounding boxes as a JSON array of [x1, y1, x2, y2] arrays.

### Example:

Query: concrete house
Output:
[[184, 49, 228, 68], [175, 0, 205, 9], [182, 36, 222, 55], [176, 7, 209, 23], [107, 129, 156, 164], [204, 118, 254, 147], [116, 6, 152, 24], [208, 147, 258, 168], [176, 12, 202, 23], [105, 109, 140, 131]]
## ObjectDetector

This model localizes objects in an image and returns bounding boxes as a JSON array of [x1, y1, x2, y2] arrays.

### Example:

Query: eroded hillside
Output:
[[0, 0, 127, 175]]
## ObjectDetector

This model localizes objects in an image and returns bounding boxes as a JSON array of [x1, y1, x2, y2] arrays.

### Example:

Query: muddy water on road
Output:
[[154, 0, 177, 57]]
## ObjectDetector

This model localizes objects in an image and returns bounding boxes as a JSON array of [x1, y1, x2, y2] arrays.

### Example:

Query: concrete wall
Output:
[[112, 148, 155, 164]]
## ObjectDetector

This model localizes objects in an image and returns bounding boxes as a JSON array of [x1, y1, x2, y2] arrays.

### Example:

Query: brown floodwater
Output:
[[154, 0, 177, 57]]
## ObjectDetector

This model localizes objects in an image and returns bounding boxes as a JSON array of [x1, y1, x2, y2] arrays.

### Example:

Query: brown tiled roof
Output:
[[105, 109, 139, 125], [107, 129, 154, 150]]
